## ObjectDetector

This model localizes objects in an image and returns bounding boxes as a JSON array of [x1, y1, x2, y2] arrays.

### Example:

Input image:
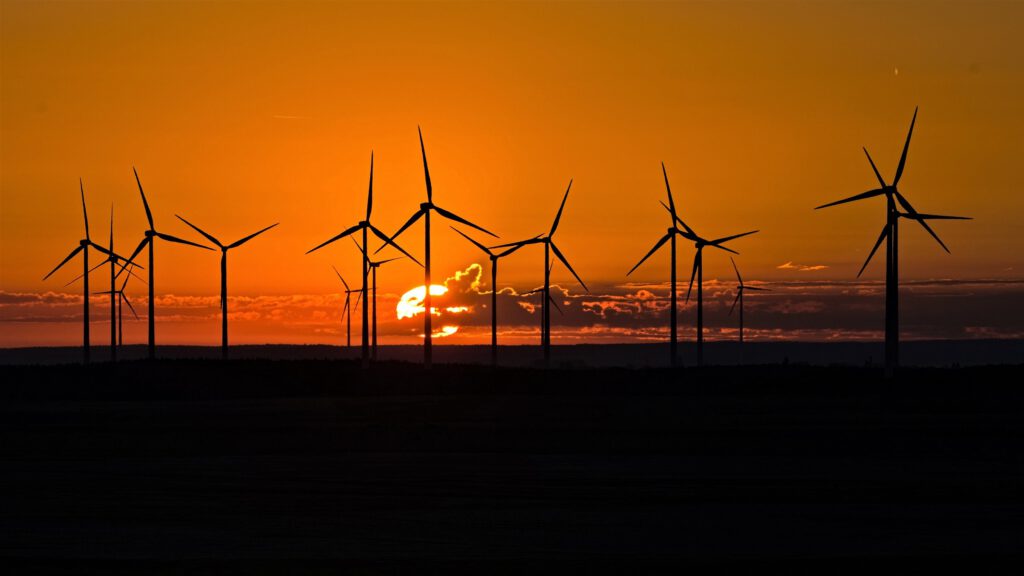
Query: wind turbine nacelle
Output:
[[420, 202, 432, 210]]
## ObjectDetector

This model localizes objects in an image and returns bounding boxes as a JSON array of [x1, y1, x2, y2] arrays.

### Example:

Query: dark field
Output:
[[2, 360, 1023, 571]]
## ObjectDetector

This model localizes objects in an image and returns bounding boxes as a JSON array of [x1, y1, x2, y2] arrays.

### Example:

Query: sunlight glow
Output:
[[396, 284, 449, 319]]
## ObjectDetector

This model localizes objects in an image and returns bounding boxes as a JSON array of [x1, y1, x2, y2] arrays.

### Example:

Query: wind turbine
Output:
[[175, 216, 279, 359], [450, 227, 536, 367], [815, 107, 970, 374], [491, 181, 587, 365], [523, 271, 564, 348], [42, 180, 126, 364], [626, 163, 694, 367], [353, 237, 404, 361], [95, 264, 140, 351], [124, 168, 214, 359], [331, 266, 363, 349], [384, 127, 498, 369], [728, 257, 768, 346], [307, 152, 419, 369], [659, 200, 758, 367]]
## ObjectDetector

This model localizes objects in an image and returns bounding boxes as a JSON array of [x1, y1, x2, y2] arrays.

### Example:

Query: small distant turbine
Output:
[[491, 181, 587, 366], [331, 266, 364, 349], [728, 257, 768, 346], [353, 238, 405, 361], [176, 215, 279, 359], [95, 264, 140, 351], [451, 227, 536, 367], [815, 107, 970, 374]]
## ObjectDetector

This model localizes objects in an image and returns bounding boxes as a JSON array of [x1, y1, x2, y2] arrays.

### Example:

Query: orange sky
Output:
[[2, 1, 1022, 346]]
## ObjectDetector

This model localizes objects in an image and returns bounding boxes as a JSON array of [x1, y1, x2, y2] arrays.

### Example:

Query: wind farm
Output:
[[3, 0, 1022, 566]]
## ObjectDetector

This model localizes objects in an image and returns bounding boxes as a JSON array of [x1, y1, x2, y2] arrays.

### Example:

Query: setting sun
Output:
[[396, 284, 470, 338]]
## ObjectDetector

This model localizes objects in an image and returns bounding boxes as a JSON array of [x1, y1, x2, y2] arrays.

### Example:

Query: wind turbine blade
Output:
[[43, 245, 84, 280], [119, 266, 132, 290], [450, 226, 493, 256], [175, 215, 223, 248], [123, 293, 139, 320], [857, 225, 890, 278], [550, 241, 588, 292], [228, 223, 279, 249], [815, 189, 886, 210], [156, 232, 215, 250], [549, 179, 572, 236], [382, 209, 424, 249], [418, 126, 432, 203], [662, 162, 679, 222], [332, 265, 350, 291], [87, 241, 115, 259], [133, 166, 155, 230], [496, 239, 536, 258], [863, 148, 887, 188], [434, 205, 497, 238], [904, 213, 972, 221], [350, 235, 366, 256], [122, 237, 150, 274], [685, 251, 699, 303], [892, 192, 950, 253], [80, 178, 90, 240], [658, 201, 696, 237], [369, 225, 423, 267], [376, 256, 403, 266], [707, 243, 740, 255], [367, 150, 374, 221], [626, 233, 671, 276], [341, 294, 350, 322], [354, 289, 362, 308], [710, 230, 759, 246], [64, 258, 108, 286], [893, 106, 918, 186], [549, 295, 564, 316], [306, 223, 363, 255], [730, 256, 742, 285], [491, 237, 543, 249], [728, 291, 741, 316], [744, 286, 769, 291]]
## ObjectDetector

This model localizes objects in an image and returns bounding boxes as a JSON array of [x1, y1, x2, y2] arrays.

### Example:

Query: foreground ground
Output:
[[1, 361, 1023, 571]]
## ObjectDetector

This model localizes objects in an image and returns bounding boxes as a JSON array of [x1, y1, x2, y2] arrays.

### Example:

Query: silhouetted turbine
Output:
[[815, 107, 970, 374], [43, 180, 128, 364], [307, 152, 420, 369], [353, 238, 405, 361], [384, 127, 497, 369], [124, 168, 214, 359], [523, 272, 564, 346], [451, 227, 536, 367], [176, 215, 279, 359], [331, 266, 364, 349], [492, 181, 587, 366], [95, 264, 140, 351], [728, 257, 768, 347], [658, 201, 758, 367], [626, 163, 694, 367]]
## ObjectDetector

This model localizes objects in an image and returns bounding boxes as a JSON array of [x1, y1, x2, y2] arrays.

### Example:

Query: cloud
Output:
[[3, 276, 1024, 345], [777, 261, 829, 272]]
